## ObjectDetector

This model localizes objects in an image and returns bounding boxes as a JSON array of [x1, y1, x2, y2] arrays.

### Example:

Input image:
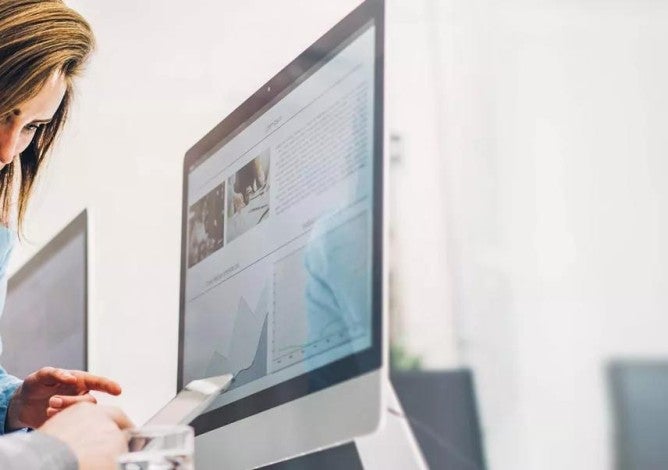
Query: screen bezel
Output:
[[178, 0, 384, 435], [5, 210, 88, 374]]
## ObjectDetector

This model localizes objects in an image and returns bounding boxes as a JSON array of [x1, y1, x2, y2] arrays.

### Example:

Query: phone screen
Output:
[[145, 389, 217, 426]]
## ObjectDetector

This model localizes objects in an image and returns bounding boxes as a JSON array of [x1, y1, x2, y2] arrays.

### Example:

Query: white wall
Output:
[[386, 1, 458, 368], [437, 1, 668, 469]]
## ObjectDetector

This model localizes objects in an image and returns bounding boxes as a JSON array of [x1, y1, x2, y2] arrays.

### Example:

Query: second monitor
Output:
[[0, 211, 88, 379]]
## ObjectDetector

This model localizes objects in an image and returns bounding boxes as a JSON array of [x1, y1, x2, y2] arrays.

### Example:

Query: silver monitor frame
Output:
[[178, 1, 387, 467]]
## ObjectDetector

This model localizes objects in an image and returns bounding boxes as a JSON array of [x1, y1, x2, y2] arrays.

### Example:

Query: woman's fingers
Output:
[[29, 367, 77, 387], [49, 393, 97, 409], [70, 371, 122, 395], [24, 368, 122, 397]]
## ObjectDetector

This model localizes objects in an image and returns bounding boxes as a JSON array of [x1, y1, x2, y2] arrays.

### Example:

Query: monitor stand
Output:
[[354, 378, 427, 469], [258, 378, 427, 469]]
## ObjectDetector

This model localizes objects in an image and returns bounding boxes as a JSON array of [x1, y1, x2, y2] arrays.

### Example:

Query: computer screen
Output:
[[0, 211, 87, 379], [179, 1, 383, 436]]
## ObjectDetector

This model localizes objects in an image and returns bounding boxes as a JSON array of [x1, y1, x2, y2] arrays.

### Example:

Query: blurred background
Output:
[[8, 0, 668, 468]]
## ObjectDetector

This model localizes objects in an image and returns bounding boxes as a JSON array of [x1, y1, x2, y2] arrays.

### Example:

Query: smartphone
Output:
[[144, 374, 234, 426]]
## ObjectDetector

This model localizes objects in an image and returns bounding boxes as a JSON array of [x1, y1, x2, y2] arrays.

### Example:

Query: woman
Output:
[[0, 1, 132, 468]]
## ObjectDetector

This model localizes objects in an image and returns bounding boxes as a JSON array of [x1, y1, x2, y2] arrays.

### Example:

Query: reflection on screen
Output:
[[183, 23, 375, 410]]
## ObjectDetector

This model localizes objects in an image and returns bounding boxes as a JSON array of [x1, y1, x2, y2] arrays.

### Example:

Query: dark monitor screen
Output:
[[0, 211, 87, 379]]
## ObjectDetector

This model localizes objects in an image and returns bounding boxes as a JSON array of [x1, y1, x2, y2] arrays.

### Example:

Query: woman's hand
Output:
[[6, 367, 122, 430], [40, 402, 133, 470]]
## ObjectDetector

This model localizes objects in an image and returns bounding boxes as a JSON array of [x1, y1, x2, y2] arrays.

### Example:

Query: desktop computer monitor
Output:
[[178, 0, 385, 467], [0, 211, 88, 379]]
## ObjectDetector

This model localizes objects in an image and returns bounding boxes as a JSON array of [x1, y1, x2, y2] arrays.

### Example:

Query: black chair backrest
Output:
[[391, 369, 487, 470], [608, 360, 668, 470]]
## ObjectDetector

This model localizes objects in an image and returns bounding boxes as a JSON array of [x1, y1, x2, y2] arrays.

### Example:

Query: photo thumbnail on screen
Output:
[[188, 182, 225, 268], [227, 150, 270, 243]]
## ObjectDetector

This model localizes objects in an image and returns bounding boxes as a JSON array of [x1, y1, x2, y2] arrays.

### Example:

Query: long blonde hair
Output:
[[0, 0, 94, 231]]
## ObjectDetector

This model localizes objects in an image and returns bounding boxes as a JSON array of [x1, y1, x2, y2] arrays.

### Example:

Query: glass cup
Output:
[[117, 425, 194, 470]]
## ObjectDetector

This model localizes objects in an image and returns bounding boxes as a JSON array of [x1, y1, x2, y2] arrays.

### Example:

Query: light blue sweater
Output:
[[0, 226, 22, 434]]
